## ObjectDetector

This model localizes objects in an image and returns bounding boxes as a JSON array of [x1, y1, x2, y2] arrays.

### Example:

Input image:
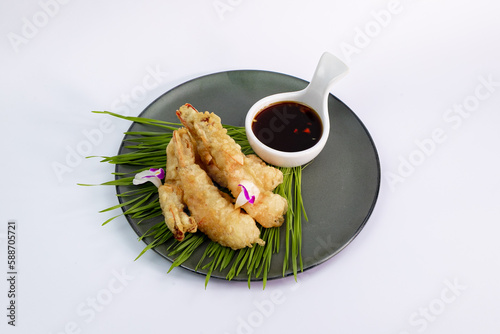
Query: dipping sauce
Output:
[[251, 101, 323, 152]]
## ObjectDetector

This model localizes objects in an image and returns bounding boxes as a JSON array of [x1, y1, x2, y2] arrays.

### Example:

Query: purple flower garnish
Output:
[[235, 181, 260, 208], [133, 168, 165, 188]]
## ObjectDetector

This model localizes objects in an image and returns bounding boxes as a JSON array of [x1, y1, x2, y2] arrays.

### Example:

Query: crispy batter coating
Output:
[[173, 128, 264, 250], [245, 154, 284, 191], [158, 184, 197, 241], [176, 104, 287, 228], [158, 128, 197, 241]]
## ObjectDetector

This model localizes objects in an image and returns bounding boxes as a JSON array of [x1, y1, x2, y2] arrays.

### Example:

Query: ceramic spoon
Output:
[[245, 52, 349, 167]]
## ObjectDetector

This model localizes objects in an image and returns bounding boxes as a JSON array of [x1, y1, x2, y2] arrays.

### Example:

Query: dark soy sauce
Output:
[[251, 101, 323, 152]]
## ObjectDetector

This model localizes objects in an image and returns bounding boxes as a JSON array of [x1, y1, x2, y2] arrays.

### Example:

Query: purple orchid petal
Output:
[[239, 184, 256, 204], [238, 184, 255, 204], [150, 168, 165, 179], [133, 168, 165, 188]]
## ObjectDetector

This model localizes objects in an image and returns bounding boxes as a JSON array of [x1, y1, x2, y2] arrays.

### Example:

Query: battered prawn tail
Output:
[[172, 128, 197, 169], [165, 136, 180, 184], [158, 184, 197, 241], [176, 104, 245, 166]]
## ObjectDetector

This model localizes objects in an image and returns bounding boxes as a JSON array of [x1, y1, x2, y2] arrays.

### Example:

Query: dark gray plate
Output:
[[116, 70, 380, 281]]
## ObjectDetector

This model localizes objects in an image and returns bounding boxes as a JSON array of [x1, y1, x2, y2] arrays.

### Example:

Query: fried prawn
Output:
[[176, 104, 288, 228], [173, 128, 265, 250], [158, 128, 197, 241]]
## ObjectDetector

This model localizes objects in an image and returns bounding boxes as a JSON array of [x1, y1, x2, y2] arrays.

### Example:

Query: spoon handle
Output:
[[305, 52, 349, 102]]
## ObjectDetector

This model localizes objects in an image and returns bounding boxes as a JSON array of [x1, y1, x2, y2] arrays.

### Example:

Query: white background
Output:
[[1, 0, 499, 333]]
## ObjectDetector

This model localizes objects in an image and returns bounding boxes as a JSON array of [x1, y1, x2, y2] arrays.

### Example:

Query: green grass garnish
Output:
[[87, 111, 307, 288]]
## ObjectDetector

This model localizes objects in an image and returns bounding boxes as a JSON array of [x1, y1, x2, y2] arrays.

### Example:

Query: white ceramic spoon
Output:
[[245, 52, 349, 167]]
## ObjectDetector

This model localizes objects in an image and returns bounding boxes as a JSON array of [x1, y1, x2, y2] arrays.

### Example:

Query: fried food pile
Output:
[[157, 104, 287, 250]]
